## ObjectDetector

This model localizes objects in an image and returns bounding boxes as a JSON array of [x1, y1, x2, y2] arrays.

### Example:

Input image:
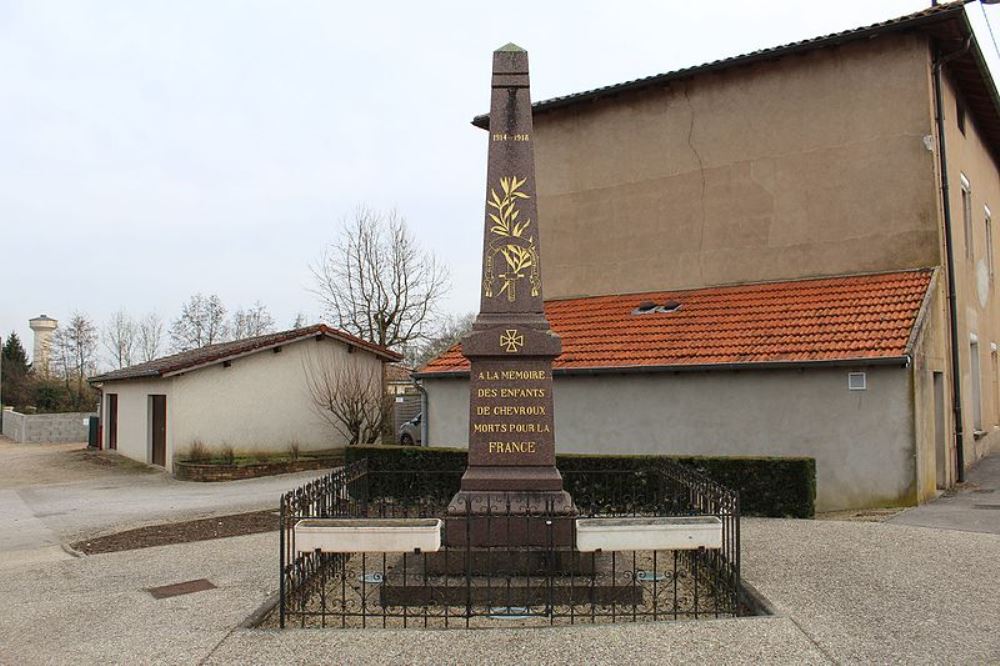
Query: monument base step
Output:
[[379, 581, 642, 607], [445, 489, 577, 547], [421, 549, 596, 576]]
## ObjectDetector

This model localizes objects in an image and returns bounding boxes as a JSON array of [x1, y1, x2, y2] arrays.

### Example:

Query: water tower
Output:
[[29, 315, 58, 376]]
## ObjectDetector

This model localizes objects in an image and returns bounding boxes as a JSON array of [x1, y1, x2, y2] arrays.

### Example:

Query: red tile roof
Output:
[[385, 363, 415, 384], [417, 270, 934, 376], [91, 323, 402, 383]]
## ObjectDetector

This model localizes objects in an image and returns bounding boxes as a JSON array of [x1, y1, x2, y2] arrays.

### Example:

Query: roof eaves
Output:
[[159, 327, 401, 378], [414, 355, 913, 380], [159, 334, 314, 378], [89, 368, 162, 383], [317, 325, 404, 362], [470, 2, 971, 130]]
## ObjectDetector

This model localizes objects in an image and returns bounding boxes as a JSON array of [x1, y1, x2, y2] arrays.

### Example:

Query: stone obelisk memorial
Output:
[[446, 44, 576, 547]]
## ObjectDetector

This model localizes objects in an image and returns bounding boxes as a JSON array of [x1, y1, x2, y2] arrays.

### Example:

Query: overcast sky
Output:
[[2, 0, 999, 364]]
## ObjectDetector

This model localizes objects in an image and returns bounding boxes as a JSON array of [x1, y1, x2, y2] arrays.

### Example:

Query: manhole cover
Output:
[[972, 504, 1000, 510], [147, 578, 216, 599], [972, 489, 996, 494]]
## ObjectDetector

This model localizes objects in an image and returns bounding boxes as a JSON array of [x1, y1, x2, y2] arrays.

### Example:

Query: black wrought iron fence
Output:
[[277, 458, 740, 629]]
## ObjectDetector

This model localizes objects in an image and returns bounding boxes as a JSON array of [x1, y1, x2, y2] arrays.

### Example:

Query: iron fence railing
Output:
[[278, 459, 740, 629]]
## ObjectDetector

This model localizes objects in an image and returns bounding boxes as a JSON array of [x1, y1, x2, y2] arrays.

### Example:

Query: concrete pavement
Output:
[[0, 440, 330, 565], [1, 518, 998, 664], [3, 443, 999, 663], [889, 452, 1000, 534]]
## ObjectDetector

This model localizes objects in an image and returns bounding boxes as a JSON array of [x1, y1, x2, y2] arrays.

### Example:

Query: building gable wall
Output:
[[168, 336, 378, 462], [532, 33, 940, 299]]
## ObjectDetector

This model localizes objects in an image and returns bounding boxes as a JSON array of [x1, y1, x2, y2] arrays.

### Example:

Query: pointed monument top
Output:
[[495, 42, 525, 53]]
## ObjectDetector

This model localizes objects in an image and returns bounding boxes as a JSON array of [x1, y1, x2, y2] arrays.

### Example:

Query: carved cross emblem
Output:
[[500, 329, 524, 353]]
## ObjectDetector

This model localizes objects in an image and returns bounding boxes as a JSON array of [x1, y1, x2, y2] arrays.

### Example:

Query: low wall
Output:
[[1, 410, 95, 443], [174, 456, 343, 482]]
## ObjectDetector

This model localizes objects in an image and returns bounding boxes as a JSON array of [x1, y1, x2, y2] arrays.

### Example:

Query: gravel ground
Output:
[[743, 518, 1000, 664], [0, 441, 152, 489], [2, 518, 998, 664]]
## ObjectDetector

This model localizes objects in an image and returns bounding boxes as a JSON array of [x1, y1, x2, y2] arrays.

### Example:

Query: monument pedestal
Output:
[[445, 488, 576, 547]]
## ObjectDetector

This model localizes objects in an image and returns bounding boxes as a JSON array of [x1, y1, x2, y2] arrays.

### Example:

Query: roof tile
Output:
[[418, 269, 933, 375], [91, 324, 401, 383]]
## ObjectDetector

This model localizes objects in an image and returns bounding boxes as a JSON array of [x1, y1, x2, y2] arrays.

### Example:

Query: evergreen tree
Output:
[[3, 332, 29, 371], [2, 332, 30, 408]]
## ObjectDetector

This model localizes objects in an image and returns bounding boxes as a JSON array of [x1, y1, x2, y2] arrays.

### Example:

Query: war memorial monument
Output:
[[278, 44, 740, 628], [445, 43, 577, 548]]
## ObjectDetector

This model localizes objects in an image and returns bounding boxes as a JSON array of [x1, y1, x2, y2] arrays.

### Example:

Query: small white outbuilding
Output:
[[89, 324, 400, 470]]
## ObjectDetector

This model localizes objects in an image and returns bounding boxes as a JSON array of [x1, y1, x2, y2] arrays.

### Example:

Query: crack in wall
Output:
[[682, 83, 707, 283]]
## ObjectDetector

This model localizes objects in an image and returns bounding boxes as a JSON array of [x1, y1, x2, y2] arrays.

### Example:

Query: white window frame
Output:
[[987, 205, 994, 283], [971, 335, 983, 433], [961, 174, 973, 259]]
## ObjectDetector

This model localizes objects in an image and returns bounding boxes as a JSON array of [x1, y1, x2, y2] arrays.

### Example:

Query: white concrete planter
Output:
[[294, 518, 442, 554], [575, 516, 723, 552]]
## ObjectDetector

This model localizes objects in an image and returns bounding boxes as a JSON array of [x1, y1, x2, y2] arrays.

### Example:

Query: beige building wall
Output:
[[422, 364, 916, 512], [170, 337, 378, 463], [938, 72, 1000, 467], [531, 33, 940, 300], [908, 273, 952, 501], [103, 377, 174, 468], [102, 336, 384, 470]]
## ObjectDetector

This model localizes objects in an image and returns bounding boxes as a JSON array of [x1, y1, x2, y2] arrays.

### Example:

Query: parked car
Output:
[[398, 413, 422, 446]]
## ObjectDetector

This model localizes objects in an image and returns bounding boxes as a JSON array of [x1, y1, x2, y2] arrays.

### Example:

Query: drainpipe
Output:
[[415, 380, 429, 446], [932, 36, 972, 482]]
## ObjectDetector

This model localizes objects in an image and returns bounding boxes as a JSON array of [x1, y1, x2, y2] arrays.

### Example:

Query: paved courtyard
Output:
[[888, 452, 1000, 535], [0, 518, 997, 664], [2, 443, 998, 664]]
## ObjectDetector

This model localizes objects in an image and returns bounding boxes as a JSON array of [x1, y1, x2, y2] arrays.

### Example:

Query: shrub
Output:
[[218, 443, 236, 465], [345, 445, 816, 518], [185, 439, 211, 463]]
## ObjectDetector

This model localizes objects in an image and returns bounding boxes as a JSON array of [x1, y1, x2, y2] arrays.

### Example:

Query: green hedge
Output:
[[345, 445, 815, 518]]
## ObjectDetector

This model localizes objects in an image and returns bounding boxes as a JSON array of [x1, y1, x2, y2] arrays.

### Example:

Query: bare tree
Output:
[[291, 312, 308, 328], [103, 309, 137, 369], [169, 293, 228, 351], [409, 311, 476, 368], [137, 313, 164, 362], [229, 301, 276, 340], [52, 312, 99, 409], [304, 352, 387, 445], [311, 207, 449, 353]]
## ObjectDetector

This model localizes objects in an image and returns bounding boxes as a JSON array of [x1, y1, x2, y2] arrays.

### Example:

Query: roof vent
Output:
[[632, 300, 682, 315], [632, 301, 657, 315]]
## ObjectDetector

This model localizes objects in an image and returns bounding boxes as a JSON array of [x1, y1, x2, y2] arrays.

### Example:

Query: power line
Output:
[[981, 1, 1000, 63]]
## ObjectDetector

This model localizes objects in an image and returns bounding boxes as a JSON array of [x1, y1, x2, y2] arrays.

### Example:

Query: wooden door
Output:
[[151, 395, 167, 467], [108, 394, 118, 450]]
